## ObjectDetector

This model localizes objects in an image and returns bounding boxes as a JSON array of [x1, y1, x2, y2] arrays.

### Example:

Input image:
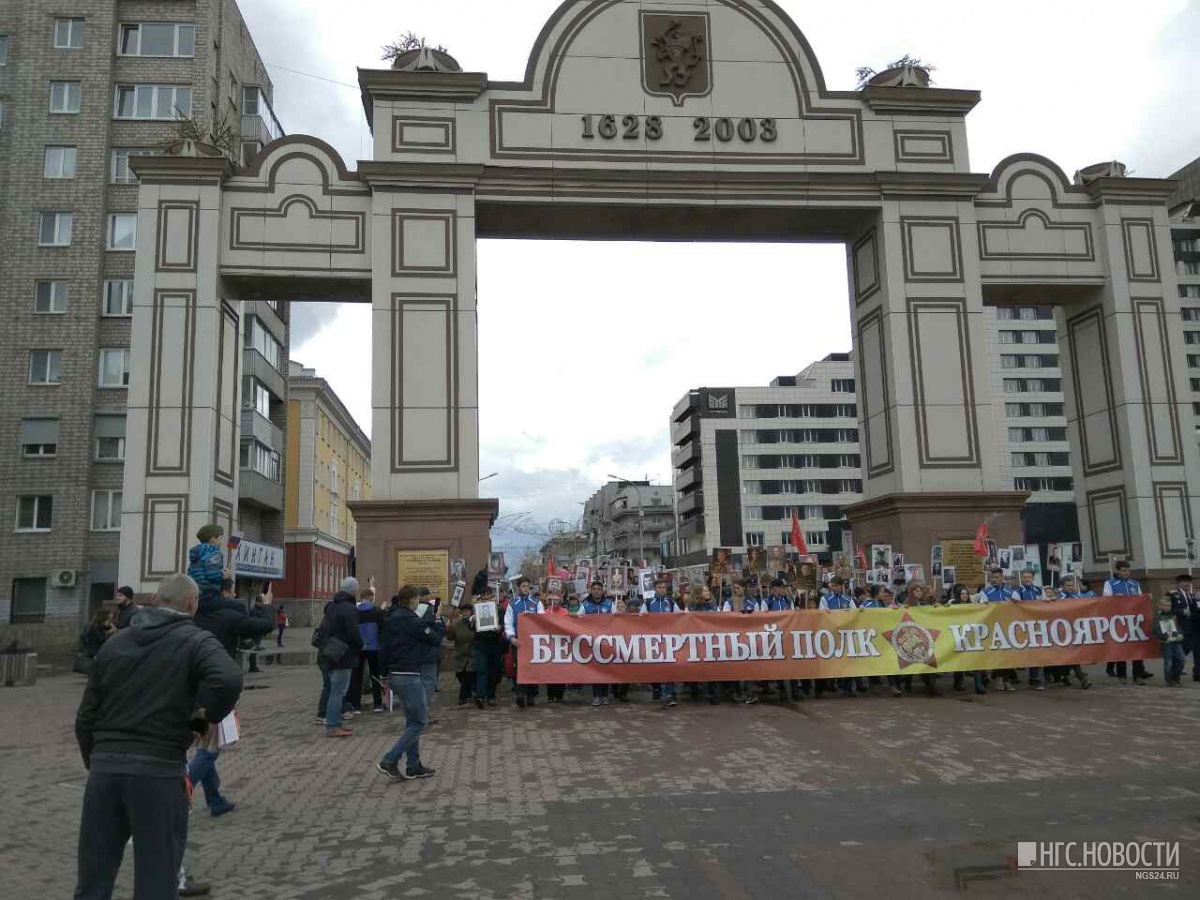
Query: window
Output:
[[103, 279, 134, 316], [837, 454, 859, 468], [54, 18, 84, 49], [745, 532, 764, 547], [1183, 308, 1200, 322], [1002, 355, 1020, 369], [110, 148, 160, 183], [119, 23, 195, 57], [1014, 477, 1074, 492], [29, 351, 61, 385], [95, 414, 127, 461], [1182, 286, 1200, 300], [0, 34, 7, 65], [0, 100, 6, 131], [107, 213, 137, 250], [1189, 355, 1200, 370], [805, 531, 827, 546], [20, 418, 58, 458], [245, 318, 282, 370], [91, 490, 122, 531], [737, 405, 756, 418], [34, 281, 68, 314], [49, 81, 81, 113], [114, 84, 192, 120], [1186, 332, 1200, 346], [242, 379, 271, 416], [831, 379, 855, 393], [240, 440, 280, 481], [998, 331, 1015, 344], [11, 578, 48, 623], [840, 479, 862, 493], [98, 348, 131, 387], [43, 145, 76, 179], [833, 404, 856, 417], [996, 307, 1016, 320], [15, 495, 52, 532], [38, 212, 73, 246]]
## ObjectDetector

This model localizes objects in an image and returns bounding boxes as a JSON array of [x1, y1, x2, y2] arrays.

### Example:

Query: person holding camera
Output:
[[376, 585, 445, 782]]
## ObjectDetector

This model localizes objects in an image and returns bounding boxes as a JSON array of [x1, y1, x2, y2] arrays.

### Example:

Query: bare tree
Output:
[[855, 54, 935, 89], [381, 31, 447, 63]]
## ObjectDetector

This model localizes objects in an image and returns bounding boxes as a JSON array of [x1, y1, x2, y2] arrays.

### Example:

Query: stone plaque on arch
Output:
[[639, 11, 711, 106]]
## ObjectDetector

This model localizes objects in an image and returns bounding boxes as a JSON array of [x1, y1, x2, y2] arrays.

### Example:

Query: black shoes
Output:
[[376, 761, 405, 782], [407, 764, 436, 779]]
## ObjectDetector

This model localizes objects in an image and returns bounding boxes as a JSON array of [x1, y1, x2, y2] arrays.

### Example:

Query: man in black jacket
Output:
[[376, 585, 445, 781], [113, 584, 137, 630], [322, 577, 364, 738], [74, 572, 242, 900], [186, 578, 275, 817]]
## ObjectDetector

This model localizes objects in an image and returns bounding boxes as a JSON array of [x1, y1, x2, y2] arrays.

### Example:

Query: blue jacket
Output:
[[821, 592, 855, 610], [380, 606, 445, 674], [582, 598, 614, 615], [645, 595, 678, 614], [858, 598, 883, 608], [1105, 577, 1141, 596], [1015, 585, 1042, 601], [981, 585, 1015, 603], [357, 601, 381, 651], [505, 594, 543, 639], [187, 543, 225, 600], [1060, 590, 1095, 598], [764, 594, 792, 612]]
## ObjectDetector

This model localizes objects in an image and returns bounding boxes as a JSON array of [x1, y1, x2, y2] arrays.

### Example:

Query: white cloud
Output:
[[242, 0, 1200, 530]]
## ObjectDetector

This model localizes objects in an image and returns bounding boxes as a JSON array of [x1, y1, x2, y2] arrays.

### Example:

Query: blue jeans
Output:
[[325, 668, 352, 731], [187, 747, 227, 810], [474, 642, 502, 699], [420, 662, 438, 708], [657, 683, 676, 700], [381, 674, 428, 769], [1164, 641, 1186, 682]]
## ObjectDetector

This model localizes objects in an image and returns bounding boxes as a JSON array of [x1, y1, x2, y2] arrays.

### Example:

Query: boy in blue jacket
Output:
[[187, 525, 241, 613]]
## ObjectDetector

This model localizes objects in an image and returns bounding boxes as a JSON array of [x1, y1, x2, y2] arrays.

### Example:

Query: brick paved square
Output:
[[5, 663, 1200, 898]]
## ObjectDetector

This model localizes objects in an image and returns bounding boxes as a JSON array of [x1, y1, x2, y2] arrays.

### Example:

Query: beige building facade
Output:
[[282, 361, 370, 610], [116, 0, 1199, 603]]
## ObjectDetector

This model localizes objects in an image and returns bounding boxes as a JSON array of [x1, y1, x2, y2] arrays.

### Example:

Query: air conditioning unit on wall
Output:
[[53, 569, 77, 589]]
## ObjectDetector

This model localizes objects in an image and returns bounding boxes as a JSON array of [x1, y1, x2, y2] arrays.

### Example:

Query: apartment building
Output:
[[1170, 156, 1200, 439], [582, 481, 674, 567], [0, 0, 283, 647], [669, 354, 863, 569], [280, 361, 370, 621]]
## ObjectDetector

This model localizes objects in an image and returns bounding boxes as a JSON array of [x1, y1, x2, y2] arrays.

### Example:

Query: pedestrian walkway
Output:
[[7, 665, 1200, 897]]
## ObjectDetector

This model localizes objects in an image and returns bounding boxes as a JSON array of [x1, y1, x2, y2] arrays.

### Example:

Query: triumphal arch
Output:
[[120, 0, 1198, 598]]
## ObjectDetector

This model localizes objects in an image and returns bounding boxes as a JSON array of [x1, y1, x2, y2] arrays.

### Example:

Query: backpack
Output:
[[311, 606, 332, 650]]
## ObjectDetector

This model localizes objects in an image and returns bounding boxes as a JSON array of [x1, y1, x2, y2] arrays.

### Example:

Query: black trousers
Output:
[[352, 650, 382, 710], [75, 771, 188, 900]]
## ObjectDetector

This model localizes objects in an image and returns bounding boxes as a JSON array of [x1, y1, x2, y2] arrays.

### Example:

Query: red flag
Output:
[[546, 555, 559, 579], [974, 521, 989, 556], [790, 512, 808, 555], [856, 545, 869, 571]]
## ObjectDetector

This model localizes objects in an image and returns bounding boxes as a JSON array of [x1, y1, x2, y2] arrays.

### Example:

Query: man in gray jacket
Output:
[[74, 573, 243, 900]]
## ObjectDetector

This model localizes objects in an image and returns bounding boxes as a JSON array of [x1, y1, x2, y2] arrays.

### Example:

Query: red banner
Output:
[[515, 596, 1159, 683]]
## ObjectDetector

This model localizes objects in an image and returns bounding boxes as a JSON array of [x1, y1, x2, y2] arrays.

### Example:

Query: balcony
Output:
[[672, 441, 699, 468], [676, 491, 704, 516], [240, 408, 283, 452], [239, 469, 283, 511], [240, 86, 284, 166], [677, 516, 705, 540], [675, 466, 701, 492], [671, 415, 699, 447]]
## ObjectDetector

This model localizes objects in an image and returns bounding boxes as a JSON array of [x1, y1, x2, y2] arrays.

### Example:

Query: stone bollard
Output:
[[0, 641, 37, 687]]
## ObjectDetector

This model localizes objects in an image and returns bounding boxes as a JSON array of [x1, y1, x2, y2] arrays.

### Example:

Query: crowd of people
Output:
[[70, 522, 1194, 897]]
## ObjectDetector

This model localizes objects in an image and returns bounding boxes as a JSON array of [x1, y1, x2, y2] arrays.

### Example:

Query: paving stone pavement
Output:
[[4, 664, 1200, 898]]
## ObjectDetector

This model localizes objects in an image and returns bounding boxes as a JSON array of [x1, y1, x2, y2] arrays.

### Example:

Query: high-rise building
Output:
[[582, 481, 674, 567], [669, 354, 863, 568], [1169, 157, 1200, 443], [279, 361, 370, 621], [0, 0, 283, 647]]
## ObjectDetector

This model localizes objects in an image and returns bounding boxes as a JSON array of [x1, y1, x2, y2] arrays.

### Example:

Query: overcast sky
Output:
[[238, 0, 1200, 554]]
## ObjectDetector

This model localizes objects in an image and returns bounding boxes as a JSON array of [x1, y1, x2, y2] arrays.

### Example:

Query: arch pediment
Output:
[[487, 0, 865, 166]]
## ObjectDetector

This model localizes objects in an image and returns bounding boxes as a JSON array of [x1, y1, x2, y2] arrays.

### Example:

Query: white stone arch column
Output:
[[119, 154, 241, 595]]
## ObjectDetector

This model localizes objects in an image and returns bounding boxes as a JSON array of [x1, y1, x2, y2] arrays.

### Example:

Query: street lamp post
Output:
[[608, 474, 644, 568]]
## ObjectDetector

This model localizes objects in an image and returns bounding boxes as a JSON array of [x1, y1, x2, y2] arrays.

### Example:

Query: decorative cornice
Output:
[[877, 171, 991, 199], [130, 155, 231, 184], [348, 498, 501, 525], [358, 68, 487, 129], [843, 491, 1030, 523], [860, 86, 981, 115], [357, 160, 485, 192], [1081, 176, 1176, 203]]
